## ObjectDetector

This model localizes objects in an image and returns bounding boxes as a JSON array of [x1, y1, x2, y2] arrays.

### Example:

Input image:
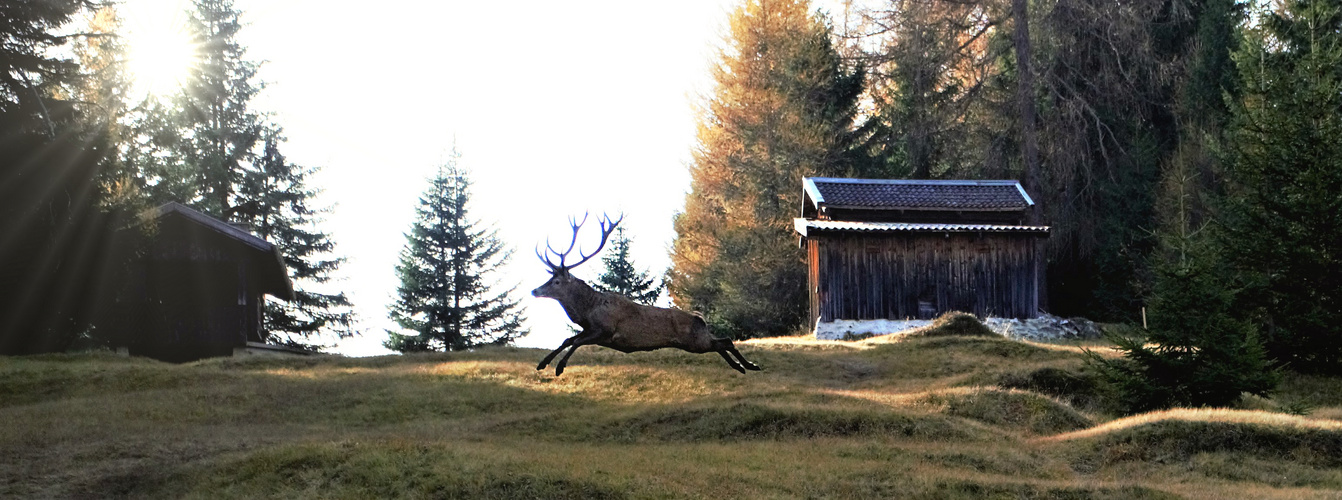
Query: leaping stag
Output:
[[531, 213, 761, 376]]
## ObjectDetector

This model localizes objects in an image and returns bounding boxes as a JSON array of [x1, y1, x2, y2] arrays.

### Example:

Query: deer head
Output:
[[531, 213, 622, 300]]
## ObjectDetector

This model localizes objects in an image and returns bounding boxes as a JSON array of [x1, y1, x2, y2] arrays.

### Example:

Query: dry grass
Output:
[[4, 334, 1342, 499]]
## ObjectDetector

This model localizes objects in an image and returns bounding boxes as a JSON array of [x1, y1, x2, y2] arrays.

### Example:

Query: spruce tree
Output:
[[173, 0, 264, 218], [386, 151, 525, 352], [234, 131, 356, 348], [133, 0, 356, 350], [670, 0, 863, 338], [594, 226, 661, 306], [1221, 0, 1342, 374], [1090, 161, 1278, 413]]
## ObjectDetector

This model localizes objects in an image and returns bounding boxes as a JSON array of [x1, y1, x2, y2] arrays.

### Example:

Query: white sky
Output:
[[118, 0, 848, 356]]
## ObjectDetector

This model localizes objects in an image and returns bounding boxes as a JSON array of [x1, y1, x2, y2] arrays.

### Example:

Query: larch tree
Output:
[[386, 151, 525, 352], [670, 0, 864, 339], [594, 226, 662, 306]]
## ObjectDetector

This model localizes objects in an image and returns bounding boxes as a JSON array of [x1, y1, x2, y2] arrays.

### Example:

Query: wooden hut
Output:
[[793, 177, 1049, 338], [109, 202, 297, 362]]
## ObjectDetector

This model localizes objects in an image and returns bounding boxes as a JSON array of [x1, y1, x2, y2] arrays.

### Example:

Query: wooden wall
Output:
[[806, 232, 1042, 324]]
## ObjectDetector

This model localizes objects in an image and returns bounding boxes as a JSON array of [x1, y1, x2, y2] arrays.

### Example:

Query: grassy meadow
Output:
[[4, 330, 1342, 499]]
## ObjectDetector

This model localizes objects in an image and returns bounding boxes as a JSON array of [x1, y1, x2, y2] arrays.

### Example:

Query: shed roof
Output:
[[803, 177, 1034, 212], [146, 202, 295, 301], [794, 219, 1050, 237]]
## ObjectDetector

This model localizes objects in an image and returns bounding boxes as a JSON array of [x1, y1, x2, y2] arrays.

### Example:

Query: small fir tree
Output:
[[1089, 162, 1278, 413], [594, 226, 662, 305], [385, 151, 525, 352]]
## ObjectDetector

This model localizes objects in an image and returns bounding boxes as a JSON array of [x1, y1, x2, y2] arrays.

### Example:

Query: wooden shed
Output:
[[107, 202, 296, 362], [794, 178, 1049, 337]]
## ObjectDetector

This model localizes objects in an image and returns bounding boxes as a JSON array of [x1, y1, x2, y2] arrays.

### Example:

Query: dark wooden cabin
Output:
[[110, 202, 295, 362], [794, 178, 1049, 332]]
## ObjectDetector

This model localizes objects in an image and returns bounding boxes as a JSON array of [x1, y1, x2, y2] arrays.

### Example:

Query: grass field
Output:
[[4, 331, 1342, 499]]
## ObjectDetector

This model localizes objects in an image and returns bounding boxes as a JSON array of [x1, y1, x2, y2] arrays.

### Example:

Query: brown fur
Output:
[[531, 271, 760, 376]]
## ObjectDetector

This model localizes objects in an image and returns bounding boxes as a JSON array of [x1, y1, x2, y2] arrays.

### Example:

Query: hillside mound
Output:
[[500, 401, 991, 443], [921, 388, 1092, 435], [1044, 409, 1342, 470], [908, 312, 998, 338]]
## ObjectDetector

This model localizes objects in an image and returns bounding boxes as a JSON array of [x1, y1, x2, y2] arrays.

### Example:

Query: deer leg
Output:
[[554, 343, 584, 376], [717, 350, 746, 374], [554, 329, 604, 376], [728, 347, 762, 371], [537, 336, 575, 371]]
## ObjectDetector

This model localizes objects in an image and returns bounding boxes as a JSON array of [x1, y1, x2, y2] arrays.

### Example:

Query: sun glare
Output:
[[124, 6, 197, 98]]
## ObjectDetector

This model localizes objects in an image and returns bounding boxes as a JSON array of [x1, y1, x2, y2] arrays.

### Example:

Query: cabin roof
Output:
[[794, 219, 1050, 237], [803, 177, 1034, 212], [149, 202, 276, 252], [146, 202, 295, 301]]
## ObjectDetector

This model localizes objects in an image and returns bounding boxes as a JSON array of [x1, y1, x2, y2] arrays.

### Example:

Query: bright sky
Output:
[[118, 0, 764, 355]]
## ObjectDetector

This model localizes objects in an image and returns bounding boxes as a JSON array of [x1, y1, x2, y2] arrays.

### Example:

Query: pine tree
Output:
[[234, 130, 356, 349], [594, 226, 661, 305], [386, 151, 525, 352], [670, 0, 864, 338], [1220, 0, 1342, 374]]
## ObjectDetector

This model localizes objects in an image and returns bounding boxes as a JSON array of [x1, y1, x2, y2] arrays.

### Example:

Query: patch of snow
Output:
[[813, 314, 1103, 342], [814, 318, 930, 340]]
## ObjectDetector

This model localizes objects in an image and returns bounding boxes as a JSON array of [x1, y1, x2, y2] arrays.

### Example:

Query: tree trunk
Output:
[[1012, 0, 1040, 226], [1012, 0, 1046, 313]]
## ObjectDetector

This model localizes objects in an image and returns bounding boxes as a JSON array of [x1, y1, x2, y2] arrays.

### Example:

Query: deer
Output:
[[530, 213, 762, 376]]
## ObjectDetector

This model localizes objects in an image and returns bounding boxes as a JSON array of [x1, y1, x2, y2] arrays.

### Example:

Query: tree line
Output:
[[0, 0, 356, 352], [0, 0, 663, 355], [670, 0, 1342, 411], [5, 0, 1340, 411]]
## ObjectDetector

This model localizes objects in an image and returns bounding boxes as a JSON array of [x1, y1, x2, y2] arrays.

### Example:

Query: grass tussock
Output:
[[920, 388, 1093, 435], [1046, 408, 1342, 475], [909, 312, 999, 338], [989, 366, 1109, 414]]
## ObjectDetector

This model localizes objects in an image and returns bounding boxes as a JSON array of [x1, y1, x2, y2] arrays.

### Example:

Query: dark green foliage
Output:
[[1089, 239, 1279, 413], [171, 0, 264, 218], [593, 226, 661, 305], [0, 0, 125, 354], [386, 152, 525, 352], [1220, 0, 1342, 374], [234, 132, 355, 347]]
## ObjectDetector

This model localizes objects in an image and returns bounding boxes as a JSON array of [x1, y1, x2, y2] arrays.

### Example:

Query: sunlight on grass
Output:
[[8, 338, 1342, 498], [423, 359, 724, 403], [1043, 407, 1342, 442]]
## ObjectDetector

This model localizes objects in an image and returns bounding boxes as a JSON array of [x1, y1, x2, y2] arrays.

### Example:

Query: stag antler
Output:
[[537, 212, 623, 273]]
